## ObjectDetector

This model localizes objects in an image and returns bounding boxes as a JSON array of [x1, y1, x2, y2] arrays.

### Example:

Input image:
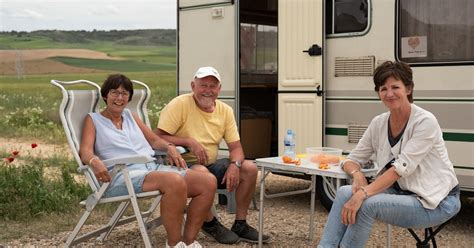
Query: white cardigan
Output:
[[345, 104, 458, 209]]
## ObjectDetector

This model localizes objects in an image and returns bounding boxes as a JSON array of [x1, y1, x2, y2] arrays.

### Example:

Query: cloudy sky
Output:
[[0, 0, 177, 31]]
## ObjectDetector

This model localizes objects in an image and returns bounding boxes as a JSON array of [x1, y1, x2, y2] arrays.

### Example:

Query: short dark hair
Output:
[[101, 74, 134, 103], [373, 61, 414, 103]]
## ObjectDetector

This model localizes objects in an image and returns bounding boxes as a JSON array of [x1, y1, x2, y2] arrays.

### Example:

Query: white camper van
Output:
[[177, 0, 473, 209]]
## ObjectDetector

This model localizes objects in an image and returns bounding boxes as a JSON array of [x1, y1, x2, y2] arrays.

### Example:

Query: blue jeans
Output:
[[318, 185, 460, 248]]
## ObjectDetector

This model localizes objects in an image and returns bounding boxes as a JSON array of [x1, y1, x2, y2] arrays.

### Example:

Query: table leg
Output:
[[386, 224, 392, 248], [258, 166, 265, 248], [309, 175, 316, 240]]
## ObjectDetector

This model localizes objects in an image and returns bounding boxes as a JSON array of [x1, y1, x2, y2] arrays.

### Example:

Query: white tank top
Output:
[[90, 109, 154, 168]]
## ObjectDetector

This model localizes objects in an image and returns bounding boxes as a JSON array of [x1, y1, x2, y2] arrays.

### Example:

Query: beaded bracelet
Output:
[[88, 156, 98, 166], [360, 187, 369, 199], [349, 169, 360, 177]]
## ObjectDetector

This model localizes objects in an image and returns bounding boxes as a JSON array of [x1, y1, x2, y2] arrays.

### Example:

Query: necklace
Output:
[[101, 109, 122, 129], [113, 120, 122, 129]]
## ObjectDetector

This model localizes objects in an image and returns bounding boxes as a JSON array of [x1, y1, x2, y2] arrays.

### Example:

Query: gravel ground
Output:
[[4, 173, 474, 247]]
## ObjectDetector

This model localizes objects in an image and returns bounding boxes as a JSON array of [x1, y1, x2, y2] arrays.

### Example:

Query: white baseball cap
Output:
[[193, 66, 221, 82]]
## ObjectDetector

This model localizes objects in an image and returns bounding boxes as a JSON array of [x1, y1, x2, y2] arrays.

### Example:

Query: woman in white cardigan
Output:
[[318, 61, 460, 248]]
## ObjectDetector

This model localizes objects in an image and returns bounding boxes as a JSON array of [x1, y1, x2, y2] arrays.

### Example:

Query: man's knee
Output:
[[187, 169, 217, 194], [191, 164, 209, 173], [241, 160, 258, 178]]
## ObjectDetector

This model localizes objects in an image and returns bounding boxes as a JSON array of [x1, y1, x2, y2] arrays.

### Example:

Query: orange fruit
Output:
[[282, 156, 292, 163], [318, 163, 329, 170]]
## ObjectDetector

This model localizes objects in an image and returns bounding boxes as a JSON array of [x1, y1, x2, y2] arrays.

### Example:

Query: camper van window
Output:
[[326, 0, 369, 36], [398, 0, 474, 64], [240, 23, 277, 76]]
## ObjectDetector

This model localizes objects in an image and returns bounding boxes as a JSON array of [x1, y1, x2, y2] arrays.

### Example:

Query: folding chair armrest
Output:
[[154, 146, 188, 156], [78, 165, 90, 172], [102, 155, 151, 166]]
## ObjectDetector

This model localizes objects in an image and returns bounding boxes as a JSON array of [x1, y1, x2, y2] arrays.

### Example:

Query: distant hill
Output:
[[0, 29, 176, 47]]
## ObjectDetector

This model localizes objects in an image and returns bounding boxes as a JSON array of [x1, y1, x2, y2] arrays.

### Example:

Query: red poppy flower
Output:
[[31, 143, 38, 149], [4, 157, 14, 163], [12, 151, 19, 156]]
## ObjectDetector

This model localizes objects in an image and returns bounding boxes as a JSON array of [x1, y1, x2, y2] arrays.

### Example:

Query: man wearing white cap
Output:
[[156, 66, 270, 244]]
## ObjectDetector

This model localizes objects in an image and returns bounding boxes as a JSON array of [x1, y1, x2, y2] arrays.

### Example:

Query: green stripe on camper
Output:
[[325, 128, 474, 142], [326, 127, 347, 136], [443, 132, 474, 142]]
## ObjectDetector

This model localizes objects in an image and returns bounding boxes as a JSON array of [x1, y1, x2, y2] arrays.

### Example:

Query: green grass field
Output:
[[0, 30, 181, 239], [0, 31, 178, 143], [51, 57, 175, 72], [0, 71, 176, 143]]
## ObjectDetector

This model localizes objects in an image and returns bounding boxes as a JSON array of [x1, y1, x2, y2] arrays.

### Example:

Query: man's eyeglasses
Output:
[[109, 89, 130, 98]]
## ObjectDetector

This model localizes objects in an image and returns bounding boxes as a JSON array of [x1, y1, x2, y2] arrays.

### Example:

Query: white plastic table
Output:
[[255, 157, 379, 247]]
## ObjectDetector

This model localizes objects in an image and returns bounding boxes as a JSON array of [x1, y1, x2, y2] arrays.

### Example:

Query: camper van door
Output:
[[278, 0, 325, 155]]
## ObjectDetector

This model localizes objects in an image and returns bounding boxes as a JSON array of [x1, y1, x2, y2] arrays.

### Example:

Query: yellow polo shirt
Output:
[[158, 93, 240, 165]]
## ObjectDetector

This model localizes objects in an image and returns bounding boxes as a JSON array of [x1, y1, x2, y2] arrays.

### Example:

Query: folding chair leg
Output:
[[65, 208, 94, 247], [65, 191, 106, 247], [427, 228, 438, 248], [408, 223, 448, 248], [124, 170, 153, 248], [216, 190, 259, 213], [226, 191, 237, 213], [144, 195, 163, 231], [251, 195, 259, 210], [216, 189, 236, 214], [99, 201, 130, 241], [143, 195, 162, 223]]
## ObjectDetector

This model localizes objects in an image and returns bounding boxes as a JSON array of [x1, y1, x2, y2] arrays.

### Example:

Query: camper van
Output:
[[177, 0, 473, 209]]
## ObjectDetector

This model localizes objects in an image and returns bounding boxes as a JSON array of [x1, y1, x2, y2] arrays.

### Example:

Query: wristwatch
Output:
[[231, 160, 242, 169]]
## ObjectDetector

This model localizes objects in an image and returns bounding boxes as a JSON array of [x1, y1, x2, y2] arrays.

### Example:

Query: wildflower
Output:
[[31, 143, 38, 149], [12, 151, 19, 156], [4, 157, 14, 163]]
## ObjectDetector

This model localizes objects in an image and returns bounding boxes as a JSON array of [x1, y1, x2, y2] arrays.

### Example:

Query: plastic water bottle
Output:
[[284, 129, 296, 159]]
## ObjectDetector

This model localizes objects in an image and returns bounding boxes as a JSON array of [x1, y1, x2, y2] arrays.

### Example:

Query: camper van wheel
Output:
[[316, 176, 349, 212]]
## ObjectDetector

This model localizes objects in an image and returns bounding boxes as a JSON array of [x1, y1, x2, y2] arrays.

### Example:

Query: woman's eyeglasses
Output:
[[109, 90, 130, 98]]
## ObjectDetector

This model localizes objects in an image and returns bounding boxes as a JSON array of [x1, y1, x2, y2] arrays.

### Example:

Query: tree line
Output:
[[0, 29, 176, 46]]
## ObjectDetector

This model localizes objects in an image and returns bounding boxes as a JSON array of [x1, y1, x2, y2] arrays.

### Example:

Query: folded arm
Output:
[[155, 128, 209, 166]]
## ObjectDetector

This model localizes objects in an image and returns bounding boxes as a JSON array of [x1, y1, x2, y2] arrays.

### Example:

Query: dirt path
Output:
[[2, 167, 473, 247], [1, 138, 473, 247], [0, 137, 71, 159], [0, 49, 123, 62], [0, 48, 122, 75]]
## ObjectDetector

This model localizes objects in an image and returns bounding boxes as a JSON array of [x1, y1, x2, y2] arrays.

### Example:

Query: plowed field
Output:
[[0, 49, 121, 75]]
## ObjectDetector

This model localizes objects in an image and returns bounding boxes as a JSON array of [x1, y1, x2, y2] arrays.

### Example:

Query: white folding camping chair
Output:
[[51, 79, 165, 248], [128, 80, 152, 128]]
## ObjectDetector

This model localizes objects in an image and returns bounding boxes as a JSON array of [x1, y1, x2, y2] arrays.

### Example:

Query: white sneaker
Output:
[[166, 240, 186, 248], [186, 240, 202, 248]]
